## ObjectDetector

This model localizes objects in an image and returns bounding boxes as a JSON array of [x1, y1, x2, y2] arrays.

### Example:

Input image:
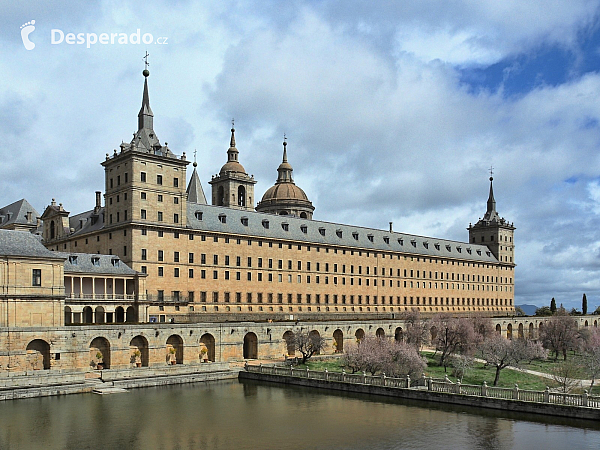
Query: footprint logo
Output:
[[20, 20, 35, 50]]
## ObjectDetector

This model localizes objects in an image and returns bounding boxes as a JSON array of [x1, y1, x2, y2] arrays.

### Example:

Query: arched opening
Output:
[[283, 331, 295, 357], [50, 221, 55, 240], [376, 328, 385, 338], [94, 306, 105, 324], [355, 328, 365, 342], [217, 186, 225, 206], [495, 324, 501, 334], [430, 326, 438, 342], [166, 334, 184, 365], [200, 333, 215, 362], [309, 330, 321, 355], [395, 327, 403, 342], [126, 306, 136, 323], [595, 320, 598, 328], [333, 329, 343, 353], [585, 320, 589, 327], [539, 322, 544, 334], [518, 323, 524, 339], [64, 306, 72, 325], [115, 306, 125, 323], [529, 322, 534, 339], [507, 324, 513, 340], [90, 337, 111, 369], [300, 212, 307, 219], [243, 332, 258, 359], [238, 185, 246, 207], [130, 335, 149, 367], [83, 306, 93, 324], [26, 339, 50, 370], [279, 211, 288, 215]]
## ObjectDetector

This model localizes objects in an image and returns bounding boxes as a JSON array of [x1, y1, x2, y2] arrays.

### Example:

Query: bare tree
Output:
[[449, 354, 474, 383], [551, 359, 582, 393], [285, 330, 326, 364], [539, 311, 580, 361], [478, 334, 547, 386], [470, 315, 495, 341], [580, 327, 600, 394], [431, 314, 479, 370], [386, 340, 427, 378], [402, 309, 430, 351]]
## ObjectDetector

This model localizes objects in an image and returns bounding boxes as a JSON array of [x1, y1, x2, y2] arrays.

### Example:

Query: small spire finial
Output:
[[142, 51, 150, 77], [489, 165, 494, 181], [229, 120, 236, 149], [282, 134, 288, 163], [193, 149, 198, 167]]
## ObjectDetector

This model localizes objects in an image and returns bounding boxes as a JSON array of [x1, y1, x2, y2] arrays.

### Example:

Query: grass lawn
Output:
[[298, 353, 554, 391]]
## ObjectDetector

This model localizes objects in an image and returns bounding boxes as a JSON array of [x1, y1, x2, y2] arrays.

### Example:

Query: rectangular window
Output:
[[141, 266, 147, 274], [189, 253, 194, 264], [174, 251, 180, 262], [201, 254, 206, 264], [158, 250, 164, 261], [174, 268, 180, 278], [32, 269, 41, 286], [174, 213, 179, 223], [141, 172, 147, 182], [157, 174, 163, 185], [173, 177, 179, 187], [158, 194, 163, 202], [141, 249, 147, 260], [158, 212, 163, 221], [158, 267, 164, 277], [189, 269, 194, 278]]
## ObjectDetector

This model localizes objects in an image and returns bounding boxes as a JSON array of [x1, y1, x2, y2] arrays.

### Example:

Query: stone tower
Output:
[[468, 176, 515, 265], [100, 68, 189, 260], [256, 138, 315, 219], [209, 126, 256, 210]]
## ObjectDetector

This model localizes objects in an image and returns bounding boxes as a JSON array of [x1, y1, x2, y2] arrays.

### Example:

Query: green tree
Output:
[[550, 298, 557, 313], [535, 306, 553, 316], [583, 293, 588, 315]]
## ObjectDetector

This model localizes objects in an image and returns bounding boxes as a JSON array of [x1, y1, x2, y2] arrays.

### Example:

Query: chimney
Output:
[[95, 191, 102, 212], [26, 211, 32, 223], [389, 222, 393, 233]]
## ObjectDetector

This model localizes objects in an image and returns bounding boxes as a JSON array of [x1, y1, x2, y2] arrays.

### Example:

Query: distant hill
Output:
[[516, 304, 538, 316]]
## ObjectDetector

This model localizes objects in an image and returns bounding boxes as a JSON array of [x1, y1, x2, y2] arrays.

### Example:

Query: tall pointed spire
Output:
[[186, 156, 207, 205], [227, 120, 239, 163], [277, 135, 294, 183], [138, 68, 154, 131], [487, 175, 496, 214]]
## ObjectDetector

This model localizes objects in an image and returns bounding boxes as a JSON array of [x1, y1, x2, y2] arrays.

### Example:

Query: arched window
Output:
[[217, 186, 224, 206], [238, 185, 246, 207], [50, 221, 55, 240]]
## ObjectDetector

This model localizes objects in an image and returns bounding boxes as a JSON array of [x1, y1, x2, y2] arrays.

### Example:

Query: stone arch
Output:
[[300, 212, 307, 219], [243, 332, 258, 359], [64, 306, 72, 325], [26, 339, 50, 370], [495, 324, 501, 334], [595, 320, 598, 328], [309, 330, 321, 355], [395, 327, 403, 342], [585, 320, 589, 327], [333, 329, 343, 353], [166, 334, 184, 365], [94, 306, 105, 324], [355, 328, 365, 341], [283, 330, 295, 357], [200, 333, 215, 362], [130, 335, 149, 367], [376, 328, 385, 338], [238, 185, 246, 207], [126, 306, 136, 323], [529, 322, 534, 339], [83, 306, 93, 324], [115, 306, 125, 323], [90, 337, 110, 369], [507, 324, 513, 339], [430, 326, 438, 342], [518, 323, 524, 339]]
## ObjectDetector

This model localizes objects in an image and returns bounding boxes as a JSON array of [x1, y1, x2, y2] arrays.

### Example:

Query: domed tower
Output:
[[256, 138, 315, 219], [468, 174, 515, 265], [209, 124, 256, 210]]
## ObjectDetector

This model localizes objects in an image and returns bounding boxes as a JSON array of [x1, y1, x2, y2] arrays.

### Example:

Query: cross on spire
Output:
[[194, 149, 197, 163], [231, 118, 235, 129], [489, 165, 494, 178], [143, 51, 150, 70]]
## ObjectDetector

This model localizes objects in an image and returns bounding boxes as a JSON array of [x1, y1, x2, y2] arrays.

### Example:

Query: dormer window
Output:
[[195, 211, 203, 220], [111, 258, 120, 267], [456, 246, 462, 253], [423, 242, 428, 249], [383, 236, 390, 245], [262, 219, 269, 229], [367, 234, 374, 243], [411, 239, 416, 247], [352, 232, 359, 240], [486, 251, 491, 257], [319, 228, 326, 236], [281, 223, 289, 231], [336, 230, 343, 238], [446, 245, 451, 251], [241, 217, 249, 226], [68, 255, 78, 264], [466, 248, 472, 254], [300, 225, 308, 234], [91, 257, 100, 266], [476, 250, 482, 255], [218, 214, 226, 224], [434, 243, 440, 250], [398, 238, 403, 246]]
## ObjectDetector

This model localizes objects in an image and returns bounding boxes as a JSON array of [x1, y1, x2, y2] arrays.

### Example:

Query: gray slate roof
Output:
[[186, 203, 499, 263], [56, 252, 138, 275], [0, 199, 39, 228], [0, 230, 63, 259], [68, 207, 105, 237]]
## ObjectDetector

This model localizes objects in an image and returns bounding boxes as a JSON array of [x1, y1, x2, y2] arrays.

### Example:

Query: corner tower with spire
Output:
[[208, 123, 256, 210], [468, 173, 515, 265]]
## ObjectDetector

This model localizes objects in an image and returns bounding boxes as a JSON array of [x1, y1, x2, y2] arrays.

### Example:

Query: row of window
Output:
[[109, 173, 179, 188]]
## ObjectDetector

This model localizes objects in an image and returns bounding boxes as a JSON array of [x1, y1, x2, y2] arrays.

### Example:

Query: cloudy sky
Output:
[[3, 1, 600, 310]]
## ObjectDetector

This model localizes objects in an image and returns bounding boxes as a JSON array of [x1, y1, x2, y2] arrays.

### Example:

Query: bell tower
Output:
[[468, 173, 515, 265]]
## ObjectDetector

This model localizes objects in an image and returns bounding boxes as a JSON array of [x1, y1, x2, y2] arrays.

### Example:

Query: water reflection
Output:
[[0, 380, 599, 450]]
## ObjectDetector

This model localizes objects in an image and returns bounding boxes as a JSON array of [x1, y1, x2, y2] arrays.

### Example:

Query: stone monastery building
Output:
[[36, 69, 516, 324]]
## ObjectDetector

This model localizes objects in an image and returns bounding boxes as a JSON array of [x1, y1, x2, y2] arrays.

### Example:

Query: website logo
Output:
[[20, 20, 36, 50]]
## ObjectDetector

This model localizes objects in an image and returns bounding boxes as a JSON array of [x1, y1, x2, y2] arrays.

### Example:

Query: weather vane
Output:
[[489, 165, 494, 177], [143, 51, 150, 70], [193, 149, 197, 163], [283, 133, 287, 142], [231, 118, 235, 128]]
